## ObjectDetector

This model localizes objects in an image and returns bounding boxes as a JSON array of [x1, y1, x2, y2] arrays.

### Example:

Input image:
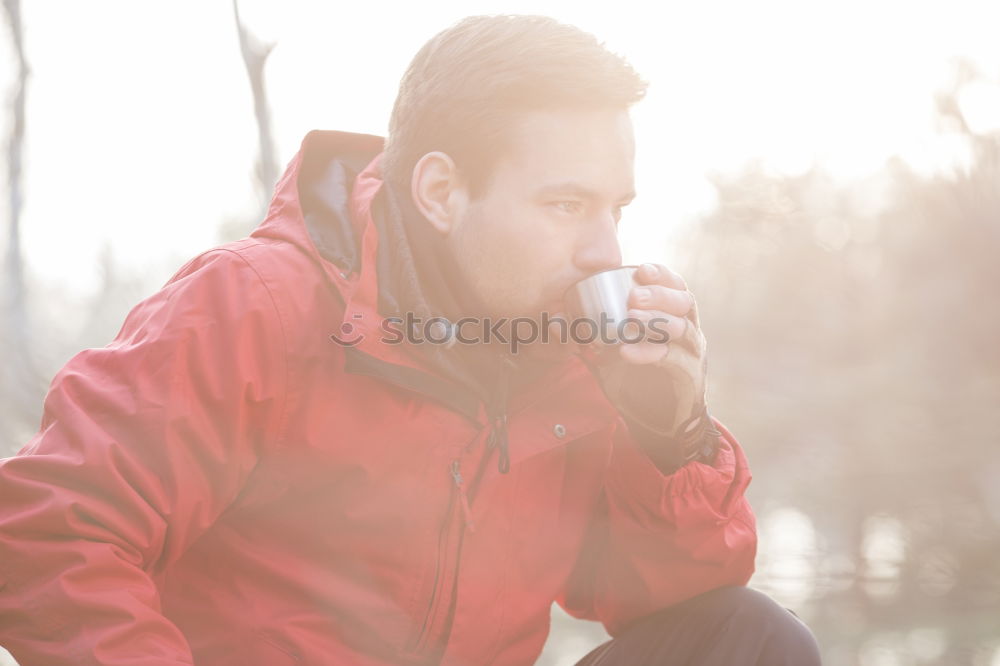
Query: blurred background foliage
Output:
[[2, 3, 999, 665], [668, 70, 1000, 664]]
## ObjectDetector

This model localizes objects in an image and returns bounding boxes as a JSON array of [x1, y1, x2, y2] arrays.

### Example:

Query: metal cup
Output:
[[562, 265, 640, 346]]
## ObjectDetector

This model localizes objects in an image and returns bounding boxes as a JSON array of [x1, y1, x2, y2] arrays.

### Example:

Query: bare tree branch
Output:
[[233, 0, 278, 222], [3, 0, 27, 328], [2, 0, 42, 453]]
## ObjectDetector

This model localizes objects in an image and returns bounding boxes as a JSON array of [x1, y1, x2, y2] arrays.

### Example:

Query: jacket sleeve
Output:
[[555, 416, 757, 637], [0, 248, 287, 665]]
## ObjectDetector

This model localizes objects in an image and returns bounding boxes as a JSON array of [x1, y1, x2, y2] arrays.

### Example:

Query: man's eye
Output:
[[614, 201, 634, 223], [552, 201, 583, 215]]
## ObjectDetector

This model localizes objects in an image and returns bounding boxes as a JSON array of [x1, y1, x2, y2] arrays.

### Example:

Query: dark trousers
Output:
[[573, 586, 822, 665]]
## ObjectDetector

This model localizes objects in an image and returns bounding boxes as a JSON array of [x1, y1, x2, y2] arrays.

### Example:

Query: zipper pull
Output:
[[486, 354, 515, 474], [450, 460, 476, 533]]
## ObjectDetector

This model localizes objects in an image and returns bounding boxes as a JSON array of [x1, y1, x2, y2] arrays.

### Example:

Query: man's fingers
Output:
[[618, 338, 668, 365], [631, 264, 699, 328], [635, 263, 688, 290], [625, 308, 687, 343], [628, 284, 696, 319], [616, 309, 697, 366], [623, 308, 705, 357]]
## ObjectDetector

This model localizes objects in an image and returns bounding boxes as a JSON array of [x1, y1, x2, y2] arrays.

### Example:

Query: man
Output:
[[0, 14, 821, 666]]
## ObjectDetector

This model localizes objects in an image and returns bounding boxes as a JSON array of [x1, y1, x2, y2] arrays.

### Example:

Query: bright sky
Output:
[[2, 0, 999, 300]]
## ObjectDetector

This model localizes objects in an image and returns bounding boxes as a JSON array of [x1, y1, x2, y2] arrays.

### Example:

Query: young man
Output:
[[0, 14, 821, 666]]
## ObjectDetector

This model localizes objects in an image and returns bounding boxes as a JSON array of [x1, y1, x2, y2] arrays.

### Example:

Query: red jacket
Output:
[[0, 130, 757, 665]]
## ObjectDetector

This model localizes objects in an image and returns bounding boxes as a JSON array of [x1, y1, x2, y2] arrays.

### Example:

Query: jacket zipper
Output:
[[451, 460, 476, 533], [405, 467, 463, 655], [404, 361, 513, 658], [404, 435, 491, 656]]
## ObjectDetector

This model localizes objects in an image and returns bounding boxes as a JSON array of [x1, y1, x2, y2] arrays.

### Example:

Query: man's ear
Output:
[[410, 151, 469, 235]]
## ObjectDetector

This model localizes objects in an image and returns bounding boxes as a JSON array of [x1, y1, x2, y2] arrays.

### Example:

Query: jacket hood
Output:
[[250, 129, 376, 291]]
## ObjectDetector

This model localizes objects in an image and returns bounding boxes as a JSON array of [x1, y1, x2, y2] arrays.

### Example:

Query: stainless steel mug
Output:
[[562, 265, 640, 345]]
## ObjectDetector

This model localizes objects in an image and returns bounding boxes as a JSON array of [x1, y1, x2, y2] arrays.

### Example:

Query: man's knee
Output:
[[576, 586, 823, 666], [701, 586, 822, 665]]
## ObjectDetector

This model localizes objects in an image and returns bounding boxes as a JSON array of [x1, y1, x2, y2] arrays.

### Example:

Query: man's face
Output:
[[445, 108, 636, 322]]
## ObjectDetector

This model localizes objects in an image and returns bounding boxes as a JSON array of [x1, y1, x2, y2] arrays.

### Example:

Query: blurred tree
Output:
[[672, 61, 1000, 663], [220, 0, 279, 242], [1, 0, 44, 453]]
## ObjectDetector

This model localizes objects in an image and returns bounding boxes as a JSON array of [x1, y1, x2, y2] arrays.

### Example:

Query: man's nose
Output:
[[573, 214, 623, 274]]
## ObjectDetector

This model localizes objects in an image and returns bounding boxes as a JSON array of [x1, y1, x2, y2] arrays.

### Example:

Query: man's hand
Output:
[[589, 263, 716, 467], [621, 262, 703, 367]]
